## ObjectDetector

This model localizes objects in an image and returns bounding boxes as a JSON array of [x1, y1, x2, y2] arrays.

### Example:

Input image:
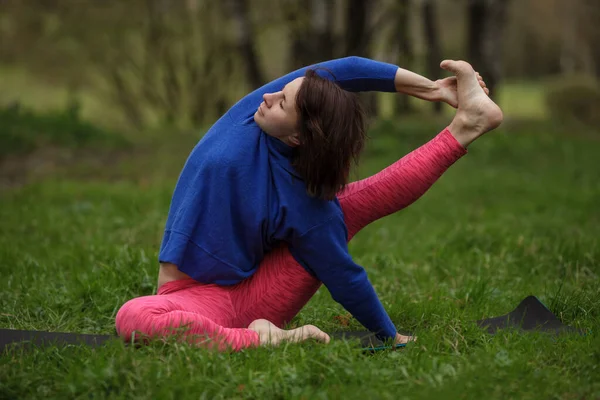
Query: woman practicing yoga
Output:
[[116, 57, 502, 351]]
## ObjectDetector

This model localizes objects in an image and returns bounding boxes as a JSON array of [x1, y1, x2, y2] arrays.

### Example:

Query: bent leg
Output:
[[230, 129, 467, 328], [229, 244, 322, 329], [115, 286, 260, 352], [338, 128, 467, 240]]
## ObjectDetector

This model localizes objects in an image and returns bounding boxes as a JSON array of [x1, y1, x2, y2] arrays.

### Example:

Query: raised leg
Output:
[[338, 128, 466, 240]]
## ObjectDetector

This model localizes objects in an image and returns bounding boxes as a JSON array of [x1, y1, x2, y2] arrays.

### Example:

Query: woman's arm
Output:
[[395, 67, 459, 107], [228, 56, 456, 121], [228, 56, 399, 121], [394, 68, 438, 100], [290, 216, 398, 341]]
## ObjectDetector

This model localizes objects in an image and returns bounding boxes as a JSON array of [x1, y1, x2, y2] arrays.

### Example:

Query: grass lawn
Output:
[[1, 117, 599, 399]]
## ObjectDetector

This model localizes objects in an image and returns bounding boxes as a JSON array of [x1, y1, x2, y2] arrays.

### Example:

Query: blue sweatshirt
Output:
[[159, 57, 399, 340]]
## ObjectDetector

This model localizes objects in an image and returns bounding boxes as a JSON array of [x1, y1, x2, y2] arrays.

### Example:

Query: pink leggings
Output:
[[115, 128, 466, 351]]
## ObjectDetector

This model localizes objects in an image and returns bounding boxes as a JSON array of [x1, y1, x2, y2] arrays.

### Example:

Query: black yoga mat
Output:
[[475, 295, 581, 335], [331, 296, 581, 350], [0, 329, 400, 353], [0, 296, 580, 353], [328, 330, 409, 351], [0, 329, 116, 352]]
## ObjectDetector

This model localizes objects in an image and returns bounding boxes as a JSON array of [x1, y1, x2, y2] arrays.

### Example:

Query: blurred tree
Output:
[[312, 0, 336, 63], [285, 0, 311, 69], [0, 0, 248, 128], [226, 0, 266, 88], [5, 0, 597, 130], [74, 0, 239, 128], [583, 0, 600, 79], [284, 0, 336, 69], [466, 0, 510, 98], [393, 0, 414, 114], [559, 0, 579, 75], [345, 0, 369, 55], [345, 0, 378, 115], [284, 0, 380, 114], [422, 0, 442, 114]]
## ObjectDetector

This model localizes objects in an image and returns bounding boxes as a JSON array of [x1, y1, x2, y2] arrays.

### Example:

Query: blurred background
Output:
[[0, 0, 599, 187], [2, 3, 600, 395]]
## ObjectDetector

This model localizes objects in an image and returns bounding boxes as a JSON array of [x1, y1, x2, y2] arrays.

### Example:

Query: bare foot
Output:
[[441, 60, 504, 148], [248, 319, 331, 347]]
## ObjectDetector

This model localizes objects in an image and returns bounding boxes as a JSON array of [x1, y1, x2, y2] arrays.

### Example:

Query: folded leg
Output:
[[230, 129, 466, 328], [115, 284, 259, 351]]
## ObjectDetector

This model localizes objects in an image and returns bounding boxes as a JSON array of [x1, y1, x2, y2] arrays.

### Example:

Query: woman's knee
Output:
[[115, 295, 169, 340]]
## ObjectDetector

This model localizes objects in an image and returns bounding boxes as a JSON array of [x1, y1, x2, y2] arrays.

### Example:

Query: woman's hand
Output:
[[433, 72, 489, 108]]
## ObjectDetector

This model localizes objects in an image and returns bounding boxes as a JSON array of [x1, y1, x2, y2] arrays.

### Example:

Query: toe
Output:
[[306, 325, 330, 344], [440, 59, 454, 68], [440, 59, 461, 73], [316, 332, 331, 344]]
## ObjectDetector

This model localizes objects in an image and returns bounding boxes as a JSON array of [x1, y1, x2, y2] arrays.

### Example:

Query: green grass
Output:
[[0, 104, 129, 160], [1, 118, 599, 399]]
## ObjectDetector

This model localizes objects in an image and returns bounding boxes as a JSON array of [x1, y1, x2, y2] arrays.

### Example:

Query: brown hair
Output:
[[293, 69, 367, 201]]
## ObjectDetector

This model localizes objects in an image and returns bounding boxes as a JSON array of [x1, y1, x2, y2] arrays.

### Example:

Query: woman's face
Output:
[[254, 77, 303, 146]]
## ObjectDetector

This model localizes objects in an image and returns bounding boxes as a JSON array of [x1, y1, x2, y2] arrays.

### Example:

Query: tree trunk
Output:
[[466, 0, 510, 99], [345, 0, 369, 56], [345, 0, 377, 115], [227, 0, 265, 89], [466, 0, 486, 72], [592, 44, 600, 81], [422, 0, 442, 114], [559, 0, 578, 75], [285, 0, 313, 70], [311, 0, 335, 62], [395, 0, 413, 115], [109, 68, 144, 130], [584, 0, 600, 79]]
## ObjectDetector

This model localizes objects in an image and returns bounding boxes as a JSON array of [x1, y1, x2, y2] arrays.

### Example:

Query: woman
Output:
[[116, 57, 502, 351]]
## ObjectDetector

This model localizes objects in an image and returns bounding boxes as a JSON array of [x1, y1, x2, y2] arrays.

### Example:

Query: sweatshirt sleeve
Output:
[[227, 56, 399, 121], [289, 214, 397, 341]]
